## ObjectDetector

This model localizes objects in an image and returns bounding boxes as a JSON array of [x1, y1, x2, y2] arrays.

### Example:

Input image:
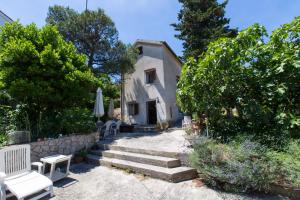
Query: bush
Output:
[[266, 140, 300, 187], [60, 107, 95, 134], [0, 104, 27, 146], [40, 107, 96, 138], [190, 137, 300, 193], [0, 133, 8, 147]]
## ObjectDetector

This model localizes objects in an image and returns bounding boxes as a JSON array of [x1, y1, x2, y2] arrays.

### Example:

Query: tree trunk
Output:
[[88, 52, 94, 68]]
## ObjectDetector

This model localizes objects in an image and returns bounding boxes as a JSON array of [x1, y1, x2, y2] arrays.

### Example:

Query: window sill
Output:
[[145, 83, 156, 87]]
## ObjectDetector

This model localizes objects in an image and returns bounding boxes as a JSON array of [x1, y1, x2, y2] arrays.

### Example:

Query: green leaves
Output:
[[177, 17, 300, 144], [46, 5, 137, 78], [0, 22, 100, 138], [191, 137, 300, 192], [172, 0, 237, 60]]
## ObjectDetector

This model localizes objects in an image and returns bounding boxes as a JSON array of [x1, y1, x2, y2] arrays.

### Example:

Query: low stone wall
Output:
[[30, 132, 99, 161]]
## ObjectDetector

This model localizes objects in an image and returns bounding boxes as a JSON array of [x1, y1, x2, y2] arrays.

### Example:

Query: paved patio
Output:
[[40, 130, 287, 200], [103, 129, 192, 153], [49, 163, 286, 200]]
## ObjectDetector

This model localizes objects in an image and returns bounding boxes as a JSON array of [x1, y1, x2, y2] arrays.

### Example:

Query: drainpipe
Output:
[[121, 73, 124, 121]]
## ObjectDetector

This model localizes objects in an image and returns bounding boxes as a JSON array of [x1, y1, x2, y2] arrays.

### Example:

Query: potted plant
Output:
[[74, 149, 88, 163], [156, 121, 170, 131]]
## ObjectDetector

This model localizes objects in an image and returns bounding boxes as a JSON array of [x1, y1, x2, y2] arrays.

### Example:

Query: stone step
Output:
[[86, 154, 102, 165], [86, 155, 198, 183], [102, 150, 181, 168], [103, 145, 180, 159], [89, 149, 102, 156], [133, 125, 157, 133]]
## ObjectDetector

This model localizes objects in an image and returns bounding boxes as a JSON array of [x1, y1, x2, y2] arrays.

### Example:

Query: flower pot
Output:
[[74, 156, 84, 163]]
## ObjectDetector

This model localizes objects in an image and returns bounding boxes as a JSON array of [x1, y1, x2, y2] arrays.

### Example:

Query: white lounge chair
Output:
[[0, 144, 53, 200]]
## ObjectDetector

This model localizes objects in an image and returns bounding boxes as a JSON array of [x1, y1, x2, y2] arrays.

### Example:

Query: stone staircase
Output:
[[133, 125, 157, 133], [87, 143, 198, 183]]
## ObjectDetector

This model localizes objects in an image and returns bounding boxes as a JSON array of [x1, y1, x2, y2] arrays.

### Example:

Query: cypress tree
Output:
[[172, 0, 237, 60]]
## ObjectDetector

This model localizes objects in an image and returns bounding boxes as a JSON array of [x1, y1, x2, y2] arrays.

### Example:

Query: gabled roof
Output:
[[134, 39, 182, 65], [0, 10, 13, 23]]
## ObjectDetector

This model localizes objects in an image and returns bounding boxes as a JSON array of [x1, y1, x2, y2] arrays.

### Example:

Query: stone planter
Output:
[[8, 131, 31, 145]]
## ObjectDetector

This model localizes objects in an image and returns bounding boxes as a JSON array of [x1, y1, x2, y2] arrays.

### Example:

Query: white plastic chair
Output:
[[182, 116, 192, 128], [0, 144, 53, 200], [103, 120, 115, 137]]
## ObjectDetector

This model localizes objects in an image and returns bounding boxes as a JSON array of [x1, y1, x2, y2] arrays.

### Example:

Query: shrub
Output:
[[266, 140, 300, 187], [0, 104, 28, 145], [40, 107, 96, 138], [0, 133, 8, 147], [59, 107, 95, 134], [190, 137, 300, 192]]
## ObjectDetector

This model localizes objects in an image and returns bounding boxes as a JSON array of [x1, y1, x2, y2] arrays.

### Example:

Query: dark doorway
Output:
[[147, 100, 157, 125]]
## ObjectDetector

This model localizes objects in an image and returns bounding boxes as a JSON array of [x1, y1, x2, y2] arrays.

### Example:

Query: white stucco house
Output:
[[121, 39, 182, 126], [0, 10, 13, 26]]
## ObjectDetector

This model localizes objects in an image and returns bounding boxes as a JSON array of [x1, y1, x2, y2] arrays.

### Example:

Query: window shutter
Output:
[[151, 71, 156, 82], [134, 103, 139, 115]]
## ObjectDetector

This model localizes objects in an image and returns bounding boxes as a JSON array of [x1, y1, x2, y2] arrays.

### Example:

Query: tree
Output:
[[0, 22, 99, 137], [172, 0, 237, 60], [177, 17, 300, 145], [46, 5, 137, 79]]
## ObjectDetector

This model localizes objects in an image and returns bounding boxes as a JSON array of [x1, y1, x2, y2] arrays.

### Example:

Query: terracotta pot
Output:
[[74, 156, 84, 163]]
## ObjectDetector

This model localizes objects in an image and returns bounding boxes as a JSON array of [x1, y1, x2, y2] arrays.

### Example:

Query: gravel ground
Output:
[[48, 163, 287, 200]]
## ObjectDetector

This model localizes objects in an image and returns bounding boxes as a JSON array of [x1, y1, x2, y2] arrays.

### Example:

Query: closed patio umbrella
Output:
[[93, 88, 104, 121], [108, 99, 114, 119]]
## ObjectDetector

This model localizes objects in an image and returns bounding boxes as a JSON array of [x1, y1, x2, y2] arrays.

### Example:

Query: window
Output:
[[145, 69, 156, 84], [128, 102, 139, 115], [138, 46, 143, 55]]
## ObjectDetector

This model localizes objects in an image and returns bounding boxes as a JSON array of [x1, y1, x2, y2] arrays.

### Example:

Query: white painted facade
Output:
[[122, 40, 182, 125], [0, 10, 13, 26]]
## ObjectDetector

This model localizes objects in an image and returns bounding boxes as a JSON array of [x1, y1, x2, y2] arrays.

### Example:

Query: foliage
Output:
[[0, 22, 99, 138], [0, 133, 7, 147], [156, 121, 170, 131], [177, 17, 300, 145], [172, 0, 237, 60], [46, 5, 138, 79], [266, 140, 300, 187], [75, 148, 88, 158], [190, 137, 300, 192], [0, 104, 31, 132], [58, 107, 95, 134]]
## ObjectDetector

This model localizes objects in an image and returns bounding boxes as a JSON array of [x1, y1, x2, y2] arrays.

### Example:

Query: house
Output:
[[121, 39, 182, 126], [0, 10, 13, 26]]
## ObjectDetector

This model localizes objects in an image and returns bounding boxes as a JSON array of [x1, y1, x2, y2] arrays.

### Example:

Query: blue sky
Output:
[[0, 0, 299, 56]]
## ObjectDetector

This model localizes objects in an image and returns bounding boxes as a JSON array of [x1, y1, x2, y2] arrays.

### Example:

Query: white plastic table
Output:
[[40, 154, 71, 182]]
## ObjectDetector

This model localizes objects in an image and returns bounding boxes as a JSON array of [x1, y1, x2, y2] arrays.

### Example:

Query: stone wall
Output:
[[30, 132, 99, 161]]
